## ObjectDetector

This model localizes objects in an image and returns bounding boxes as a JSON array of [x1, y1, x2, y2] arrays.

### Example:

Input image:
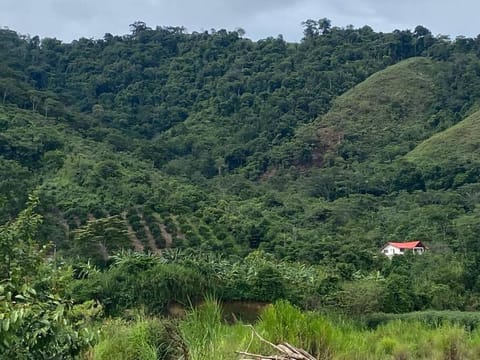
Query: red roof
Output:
[[387, 241, 424, 249]]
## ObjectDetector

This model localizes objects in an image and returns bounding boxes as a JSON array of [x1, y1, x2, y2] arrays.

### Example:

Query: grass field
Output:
[[91, 300, 480, 360]]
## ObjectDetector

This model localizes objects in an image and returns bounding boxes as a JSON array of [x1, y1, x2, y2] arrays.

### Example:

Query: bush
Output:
[[363, 311, 480, 330], [77, 255, 208, 316]]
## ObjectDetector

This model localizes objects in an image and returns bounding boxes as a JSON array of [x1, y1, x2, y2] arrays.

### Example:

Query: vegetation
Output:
[[91, 300, 480, 360], [2, 18, 480, 358], [0, 196, 97, 358]]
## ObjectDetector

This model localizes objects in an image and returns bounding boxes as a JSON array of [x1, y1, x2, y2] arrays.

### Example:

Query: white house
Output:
[[381, 241, 427, 258]]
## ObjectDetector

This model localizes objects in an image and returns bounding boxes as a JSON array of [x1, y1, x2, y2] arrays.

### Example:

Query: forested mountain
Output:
[[4, 20, 480, 358], [2, 21, 480, 261]]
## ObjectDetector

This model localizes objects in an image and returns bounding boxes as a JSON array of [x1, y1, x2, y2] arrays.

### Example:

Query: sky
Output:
[[1, 0, 478, 43]]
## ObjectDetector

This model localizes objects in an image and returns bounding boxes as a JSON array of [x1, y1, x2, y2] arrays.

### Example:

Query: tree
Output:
[[383, 273, 415, 313], [0, 194, 42, 283], [337, 277, 386, 315], [302, 19, 319, 39], [301, 18, 331, 38], [73, 216, 131, 268], [0, 195, 97, 358], [414, 25, 431, 38], [318, 18, 332, 35], [129, 21, 149, 35], [0, 78, 17, 104]]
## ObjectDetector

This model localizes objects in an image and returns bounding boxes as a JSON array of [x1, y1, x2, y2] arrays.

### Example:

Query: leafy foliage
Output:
[[93, 316, 181, 360], [4, 22, 480, 357], [0, 196, 97, 358]]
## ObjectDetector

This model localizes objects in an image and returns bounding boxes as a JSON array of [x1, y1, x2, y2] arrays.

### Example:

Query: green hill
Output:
[[407, 108, 480, 167], [287, 58, 442, 166], [404, 108, 480, 188], [2, 24, 480, 266], [271, 57, 448, 170], [319, 57, 439, 160]]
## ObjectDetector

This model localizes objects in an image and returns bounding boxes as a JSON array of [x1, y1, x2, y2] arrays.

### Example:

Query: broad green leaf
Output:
[[2, 318, 10, 331]]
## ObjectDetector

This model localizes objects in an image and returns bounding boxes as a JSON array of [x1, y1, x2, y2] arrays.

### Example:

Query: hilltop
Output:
[[273, 57, 442, 169], [314, 57, 440, 161]]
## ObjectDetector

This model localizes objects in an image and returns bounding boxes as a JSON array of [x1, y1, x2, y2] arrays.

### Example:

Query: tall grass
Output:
[[255, 300, 335, 359], [92, 318, 158, 360], [179, 298, 223, 360], [254, 302, 480, 360], [364, 311, 480, 330], [179, 297, 251, 360], [334, 320, 473, 360], [91, 316, 179, 360], [90, 302, 480, 360]]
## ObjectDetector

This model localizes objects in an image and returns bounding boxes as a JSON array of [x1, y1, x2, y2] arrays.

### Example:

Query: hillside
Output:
[[408, 108, 480, 164], [406, 108, 480, 188], [316, 57, 440, 161], [0, 100, 251, 260], [0, 25, 409, 256], [0, 23, 480, 268], [273, 57, 443, 169], [5, 21, 480, 358]]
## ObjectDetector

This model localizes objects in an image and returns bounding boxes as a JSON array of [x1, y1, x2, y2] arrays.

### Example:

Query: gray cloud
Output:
[[0, 0, 478, 42]]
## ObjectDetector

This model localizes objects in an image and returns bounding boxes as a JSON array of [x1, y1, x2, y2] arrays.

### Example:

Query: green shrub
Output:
[[364, 311, 480, 330], [81, 256, 207, 316]]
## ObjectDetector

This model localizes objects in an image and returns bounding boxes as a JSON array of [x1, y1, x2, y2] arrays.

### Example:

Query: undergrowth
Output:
[[88, 300, 480, 360]]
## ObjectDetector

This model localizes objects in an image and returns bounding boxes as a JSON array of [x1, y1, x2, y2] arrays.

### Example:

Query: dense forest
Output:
[[3, 19, 480, 358]]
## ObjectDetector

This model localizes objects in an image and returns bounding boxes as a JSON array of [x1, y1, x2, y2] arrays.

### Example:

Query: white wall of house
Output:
[[382, 244, 403, 257]]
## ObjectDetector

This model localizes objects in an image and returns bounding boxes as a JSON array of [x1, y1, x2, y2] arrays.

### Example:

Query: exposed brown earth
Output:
[[121, 211, 144, 252], [135, 210, 160, 254]]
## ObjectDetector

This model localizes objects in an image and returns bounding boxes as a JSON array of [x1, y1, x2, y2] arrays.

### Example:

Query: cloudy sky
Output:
[[1, 0, 478, 42]]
